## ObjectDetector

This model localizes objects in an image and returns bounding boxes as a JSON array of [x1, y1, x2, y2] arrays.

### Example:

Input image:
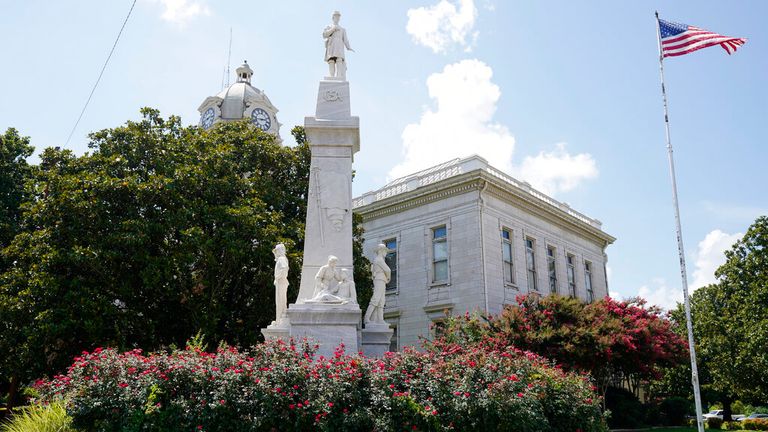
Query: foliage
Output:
[[603, 386, 645, 429], [0, 402, 73, 432], [659, 396, 692, 426], [34, 339, 606, 432], [0, 128, 35, 252], [664, 216, 768, 416], [443, 295, 688, 399], [742, 419, 768, 431], [707, 417, 724, 429], [0, 110, 371, 403]]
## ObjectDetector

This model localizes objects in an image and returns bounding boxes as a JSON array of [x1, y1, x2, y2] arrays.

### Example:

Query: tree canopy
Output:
[[0, 109, 371, 405], [438, 294, 688, 399]]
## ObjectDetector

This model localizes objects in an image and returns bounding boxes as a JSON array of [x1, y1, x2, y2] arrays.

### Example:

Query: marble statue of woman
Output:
[[272, 243, 289, 324], [323, 10, 354, 79], [365, 244, 390, 324], [336, 269, 357, 304]]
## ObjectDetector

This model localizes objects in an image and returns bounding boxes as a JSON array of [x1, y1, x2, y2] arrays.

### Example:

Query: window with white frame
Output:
[[432, 226, 448, 283], [384, 238, 397, 291], [525, 237, 537, 291], [501, 228, 515, 285], [547, 246, 557, 294], [585, 261, 594, 303], [566, 254, 576, 297]]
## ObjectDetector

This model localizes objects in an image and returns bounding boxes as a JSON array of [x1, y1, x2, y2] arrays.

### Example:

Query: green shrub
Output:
[[723, 420, 745, 430], [707, 417, 724, 429], [0, 402, 73, 432], [604, 386, 645, 429], [659, 396, 692, 426], [743, 418, 768, 431], [34, 341, 607, 432]]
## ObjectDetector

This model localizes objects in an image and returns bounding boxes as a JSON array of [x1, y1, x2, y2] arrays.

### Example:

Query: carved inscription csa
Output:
[[322, 89, 343, 102]]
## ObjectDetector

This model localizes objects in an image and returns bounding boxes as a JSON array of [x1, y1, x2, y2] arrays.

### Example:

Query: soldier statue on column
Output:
[[323, 10, 354, 79]]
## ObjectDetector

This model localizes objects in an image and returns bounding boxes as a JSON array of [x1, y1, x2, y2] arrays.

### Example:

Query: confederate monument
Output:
[[262, 11, 391, 358]]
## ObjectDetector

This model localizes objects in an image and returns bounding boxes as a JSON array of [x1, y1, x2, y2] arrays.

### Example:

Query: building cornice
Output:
[[355, 169, 615, 247]]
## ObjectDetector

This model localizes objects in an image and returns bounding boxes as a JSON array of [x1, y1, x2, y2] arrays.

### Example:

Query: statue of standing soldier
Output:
[[323, 10, 354, 79]]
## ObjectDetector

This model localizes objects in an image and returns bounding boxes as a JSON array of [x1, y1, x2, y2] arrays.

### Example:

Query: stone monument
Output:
[[264, 11, 385, 358]]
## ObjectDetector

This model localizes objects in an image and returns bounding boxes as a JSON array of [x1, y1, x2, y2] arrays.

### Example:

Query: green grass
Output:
[[0, 402, 73, 432]]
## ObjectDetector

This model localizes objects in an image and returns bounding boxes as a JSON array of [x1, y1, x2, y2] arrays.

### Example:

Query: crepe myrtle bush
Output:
[[33, 339, 606, 432]]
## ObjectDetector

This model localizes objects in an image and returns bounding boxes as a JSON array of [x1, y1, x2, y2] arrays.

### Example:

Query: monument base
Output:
[[361, 322, 394, 358], [285, 302, 361, 358], [261, 319, 290, 341]]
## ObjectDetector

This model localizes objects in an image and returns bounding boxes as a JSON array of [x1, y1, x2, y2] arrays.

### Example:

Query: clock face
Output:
[[201, 108, 215, 130], [251, 108, 271, 131]]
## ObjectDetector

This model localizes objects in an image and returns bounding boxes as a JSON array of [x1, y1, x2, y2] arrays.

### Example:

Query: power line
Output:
[[64, 0, 138, 147]]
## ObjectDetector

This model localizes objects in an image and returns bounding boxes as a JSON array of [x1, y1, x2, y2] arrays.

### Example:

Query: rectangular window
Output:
[[501, 229, 515, 284], [389, 325, 398, 352], [432, 226, 448, 283], [547, 246, 557, 294], [525, 237, 537, 291], [384, 238, 397, 291], [585, 261, 594, 303], [566, 254, 576, 297]]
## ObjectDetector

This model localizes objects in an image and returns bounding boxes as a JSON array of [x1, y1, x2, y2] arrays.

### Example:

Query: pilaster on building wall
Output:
[[354, 155, 615, 350]]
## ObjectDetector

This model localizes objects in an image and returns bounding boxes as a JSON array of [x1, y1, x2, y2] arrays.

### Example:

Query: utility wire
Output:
[[65, 0, 138, 147]]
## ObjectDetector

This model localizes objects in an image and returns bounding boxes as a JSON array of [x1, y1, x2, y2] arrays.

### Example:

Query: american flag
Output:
[[659, 18, 747, 58]]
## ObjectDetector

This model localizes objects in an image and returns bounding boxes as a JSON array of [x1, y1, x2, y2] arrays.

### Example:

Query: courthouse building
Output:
[[353, 155, 615, 350]]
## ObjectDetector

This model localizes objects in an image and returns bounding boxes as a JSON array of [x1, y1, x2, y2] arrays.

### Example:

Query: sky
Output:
[[2, 0, 766, 310]]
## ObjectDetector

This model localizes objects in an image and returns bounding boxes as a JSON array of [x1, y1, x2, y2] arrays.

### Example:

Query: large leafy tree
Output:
[[673, 216, 768, 419], [0, 128, 35, 253], [442, 295, 688, 403], [0, 109, 371, 405]]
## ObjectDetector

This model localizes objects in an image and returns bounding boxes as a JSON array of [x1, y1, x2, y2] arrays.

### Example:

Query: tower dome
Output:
[[197, 61, 282, 141]]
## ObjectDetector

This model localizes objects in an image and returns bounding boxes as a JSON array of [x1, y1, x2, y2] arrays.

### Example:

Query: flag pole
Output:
[[655, 11, 705, 432]]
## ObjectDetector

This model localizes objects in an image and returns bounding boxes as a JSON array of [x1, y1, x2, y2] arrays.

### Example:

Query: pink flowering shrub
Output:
[[34, 340, 606, 432]]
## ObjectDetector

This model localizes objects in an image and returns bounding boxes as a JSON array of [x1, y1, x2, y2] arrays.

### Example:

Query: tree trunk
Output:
[[6, 375, 20, 409], [723, 397, 733, 422]]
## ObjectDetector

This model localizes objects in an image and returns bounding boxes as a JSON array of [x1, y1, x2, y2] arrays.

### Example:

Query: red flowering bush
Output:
[[34, 339, 606, 432]]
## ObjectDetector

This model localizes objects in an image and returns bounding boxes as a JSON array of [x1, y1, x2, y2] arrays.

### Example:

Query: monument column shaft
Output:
[[296, 79, 360, 304]]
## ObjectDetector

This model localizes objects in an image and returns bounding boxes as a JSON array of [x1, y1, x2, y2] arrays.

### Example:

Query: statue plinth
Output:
[[361, 323, 394, 357], [286, 303, 362, 358]]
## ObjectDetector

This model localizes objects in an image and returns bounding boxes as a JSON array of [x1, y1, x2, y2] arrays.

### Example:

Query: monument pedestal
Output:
[[286, 303, 361, 358], [261, 319, 290, 341], [361, 323, 394, 357]]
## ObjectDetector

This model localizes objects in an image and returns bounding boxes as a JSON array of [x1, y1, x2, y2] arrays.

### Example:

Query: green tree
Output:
[[0, 109, 371, 405], [678, 216, 768, 420], [0, 128, 35, 252]]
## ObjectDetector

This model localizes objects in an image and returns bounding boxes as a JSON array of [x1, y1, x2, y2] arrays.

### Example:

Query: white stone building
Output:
[[353, 155, 615, 350]]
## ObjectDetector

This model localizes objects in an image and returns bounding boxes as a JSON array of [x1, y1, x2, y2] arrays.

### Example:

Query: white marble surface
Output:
[[315, 80, 351, 120], [361, 322, 393, 357], [287, 302, 362, 358], [296, 78, 360, 304]]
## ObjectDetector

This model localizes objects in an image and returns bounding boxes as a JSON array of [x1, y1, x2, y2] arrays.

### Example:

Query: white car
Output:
[[703, 410, 723, 420]]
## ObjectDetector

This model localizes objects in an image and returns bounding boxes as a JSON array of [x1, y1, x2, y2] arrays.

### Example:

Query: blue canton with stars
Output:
[[659, 19, 689, 38]]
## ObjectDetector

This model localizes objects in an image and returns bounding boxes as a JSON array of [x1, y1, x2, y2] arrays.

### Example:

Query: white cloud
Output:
[[151, 0, 210, 26], [406, 0, 478, 53], [634, 230, 741, 311], [638, 277, 681, 311], [691, 229, 741, 289], [512, 143, 598, 196], [389, 59, 515, 179]]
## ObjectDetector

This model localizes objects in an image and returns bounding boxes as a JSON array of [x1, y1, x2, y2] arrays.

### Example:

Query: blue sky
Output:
[[2, 0, 765, 309]]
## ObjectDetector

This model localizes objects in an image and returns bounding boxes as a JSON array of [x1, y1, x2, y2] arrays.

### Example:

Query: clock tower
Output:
[[197, 61, 282, 142]]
